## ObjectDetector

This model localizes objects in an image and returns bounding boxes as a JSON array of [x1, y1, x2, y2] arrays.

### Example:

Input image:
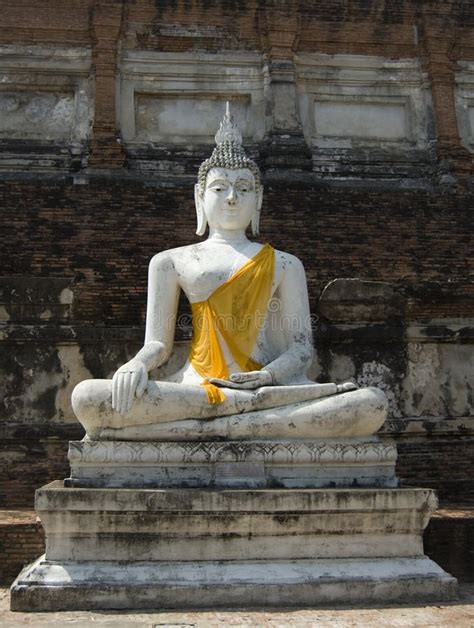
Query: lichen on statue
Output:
[[72, 104, 388, 441]]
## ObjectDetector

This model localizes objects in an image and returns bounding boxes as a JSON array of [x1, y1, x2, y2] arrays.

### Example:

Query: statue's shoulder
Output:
[[149, 243, 202, 270], [272, 248, 305, 273]]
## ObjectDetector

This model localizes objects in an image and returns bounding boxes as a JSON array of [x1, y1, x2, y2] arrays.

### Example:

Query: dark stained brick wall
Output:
[[397, 438, 474, 503], [1, 175, 472, 325], [0, 173, 472, 510], [425, 507, 474, 582], [0, 512, 45, 585], [0, 0, 472, 514], [1, 0, 473, 173], [0, 427, 81, 509]]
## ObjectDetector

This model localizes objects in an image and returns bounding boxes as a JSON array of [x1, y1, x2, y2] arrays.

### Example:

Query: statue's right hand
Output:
[[112, 359, 148, 415]]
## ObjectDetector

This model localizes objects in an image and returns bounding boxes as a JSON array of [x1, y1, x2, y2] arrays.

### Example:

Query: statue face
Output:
[[202, 167, 259, 232]]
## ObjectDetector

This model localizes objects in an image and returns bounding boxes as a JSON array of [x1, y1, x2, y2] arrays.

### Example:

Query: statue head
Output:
[[195, 103, 263, 237]]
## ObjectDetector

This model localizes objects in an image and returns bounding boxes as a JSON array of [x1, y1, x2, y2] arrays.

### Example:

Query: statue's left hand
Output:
[[209, 370, 273, 390]]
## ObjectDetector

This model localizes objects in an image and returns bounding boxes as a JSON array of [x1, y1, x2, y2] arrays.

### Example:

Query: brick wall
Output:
[[425, 507, 474, 582], [1, 176, 472, 324], [1, 0, 473, 172], [0, 428, 79, 509], [0, 0, 473, 507], [0, 512, 45, 585]]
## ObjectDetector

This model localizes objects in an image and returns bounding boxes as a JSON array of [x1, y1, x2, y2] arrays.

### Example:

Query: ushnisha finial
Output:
[[197, 100, 261, 193], [214, 101, 243, 146]]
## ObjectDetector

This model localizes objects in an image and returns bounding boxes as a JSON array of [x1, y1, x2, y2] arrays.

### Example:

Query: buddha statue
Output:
[[72, 104, 388, 441]]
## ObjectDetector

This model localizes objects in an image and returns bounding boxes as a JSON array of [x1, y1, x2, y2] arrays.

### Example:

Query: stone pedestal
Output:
[[66, 438, 399, 489], [11, 481, 457, 611]]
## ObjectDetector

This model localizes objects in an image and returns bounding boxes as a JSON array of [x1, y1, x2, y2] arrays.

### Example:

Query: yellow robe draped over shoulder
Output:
[[189, 243, 275, 404]]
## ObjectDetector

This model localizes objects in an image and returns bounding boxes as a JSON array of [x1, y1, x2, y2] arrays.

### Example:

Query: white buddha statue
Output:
[[72, 105, 388, 441]]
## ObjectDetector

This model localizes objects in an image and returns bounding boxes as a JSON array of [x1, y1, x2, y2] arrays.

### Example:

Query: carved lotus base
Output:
[[11, 483, 457, 611], [66, 437, 399, 489]]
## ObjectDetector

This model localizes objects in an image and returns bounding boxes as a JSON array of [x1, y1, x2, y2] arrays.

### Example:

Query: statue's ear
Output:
[[194, 184, 207, 236], [251, 186, 263, 237]]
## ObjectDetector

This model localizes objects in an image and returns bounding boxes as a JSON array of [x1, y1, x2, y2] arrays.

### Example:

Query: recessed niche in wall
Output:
[[134, 94, 251, 143], [313, 98, 410, 142], [0, 45, 93, 142], [296, 53, 433, 150], [120, 51, 266, 145]]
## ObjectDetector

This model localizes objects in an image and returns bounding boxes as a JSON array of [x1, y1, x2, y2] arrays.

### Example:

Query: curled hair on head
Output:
[[198, 142, 261, 194], [197, 102, 261, 194]]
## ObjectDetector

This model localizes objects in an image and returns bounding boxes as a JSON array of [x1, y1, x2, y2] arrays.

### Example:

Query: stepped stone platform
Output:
[[3, 505, 472, 588], [9, 437, 459, 611], [10, 480, 457, 611]]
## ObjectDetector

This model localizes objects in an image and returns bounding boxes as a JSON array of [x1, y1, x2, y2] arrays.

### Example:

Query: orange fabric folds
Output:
[[189, 244, 275, 404]]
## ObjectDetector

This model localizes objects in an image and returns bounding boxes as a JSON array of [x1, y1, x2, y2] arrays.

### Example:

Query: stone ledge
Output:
[[32, 484, 437, 564], [11, 556, 457, 611], [3, 505, 473, 586], [35, 482, 435, 512], [69, 438, 397, 464], [67, 439, 398, 489], [10, 483, 457, 610]]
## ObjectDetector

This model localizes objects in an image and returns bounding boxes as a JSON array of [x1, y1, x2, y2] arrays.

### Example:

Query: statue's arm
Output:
[[141, 251, 180, 368], [112, 251, 180, 414], [220, 254, 314, 390], [261, 255, 356, 393], [263, 254, 314, 385]]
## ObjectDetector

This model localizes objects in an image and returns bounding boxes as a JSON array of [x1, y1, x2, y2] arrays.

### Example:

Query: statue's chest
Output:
[[177, 258, 241, 302]]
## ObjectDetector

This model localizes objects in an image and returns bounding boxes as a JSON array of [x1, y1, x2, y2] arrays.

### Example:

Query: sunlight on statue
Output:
[[72, 103, 388, 440]]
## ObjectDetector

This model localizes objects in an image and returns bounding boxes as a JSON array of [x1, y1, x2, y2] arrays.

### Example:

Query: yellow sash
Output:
[[189, 243, 275, 404]]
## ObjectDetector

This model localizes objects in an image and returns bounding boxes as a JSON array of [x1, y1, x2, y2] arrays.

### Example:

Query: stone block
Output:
[[10, 483, 457, 610], [66, 438, 398, 489], [0, 276, 73, 322], [12, 556, 456, 612], [318, 278, 405, 322]]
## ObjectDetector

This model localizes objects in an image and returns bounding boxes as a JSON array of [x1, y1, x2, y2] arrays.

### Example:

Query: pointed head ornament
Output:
[[197, 102, 261, 194]]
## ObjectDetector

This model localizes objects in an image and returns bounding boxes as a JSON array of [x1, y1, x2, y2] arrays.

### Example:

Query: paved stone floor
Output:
[[1, 584, 473, 627]]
